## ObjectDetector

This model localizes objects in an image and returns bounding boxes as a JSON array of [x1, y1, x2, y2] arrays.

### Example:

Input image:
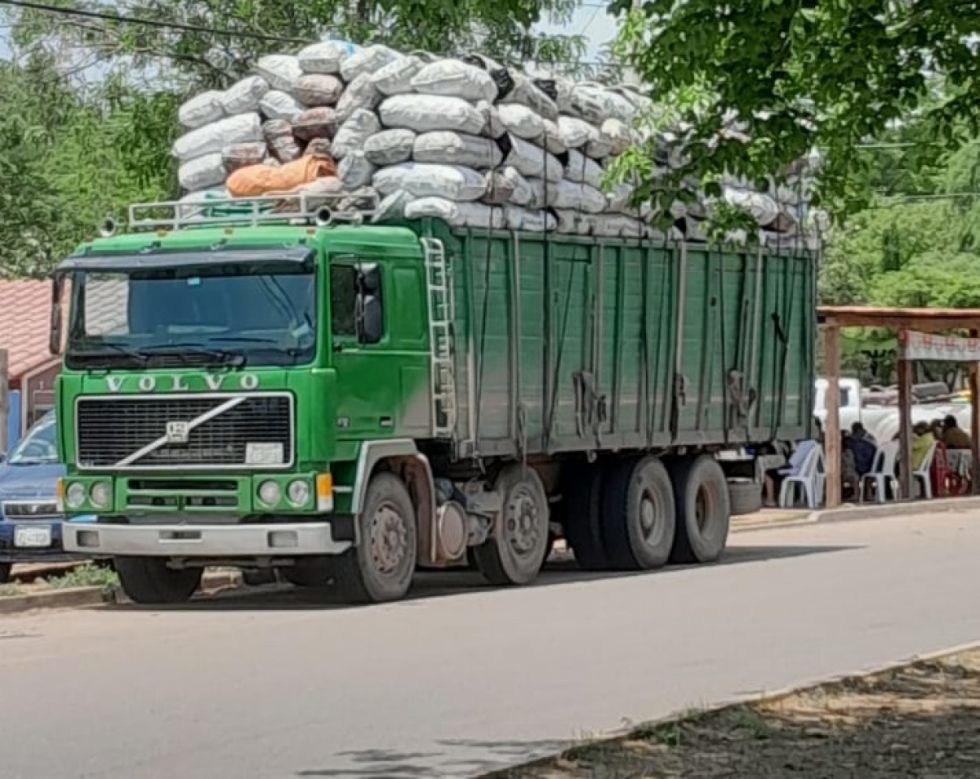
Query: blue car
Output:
[[0, 411, 79, 583]]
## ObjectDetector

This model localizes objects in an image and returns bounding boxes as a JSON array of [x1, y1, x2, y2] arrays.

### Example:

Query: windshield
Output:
[[8, 412, 58, 465], [66, 259, 316, 369]]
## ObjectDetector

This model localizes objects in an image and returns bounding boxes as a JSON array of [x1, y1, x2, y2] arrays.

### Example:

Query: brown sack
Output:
[[226, 154, 337, 197]]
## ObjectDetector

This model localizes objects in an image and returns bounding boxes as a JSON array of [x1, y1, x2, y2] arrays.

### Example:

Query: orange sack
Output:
[[226, 154, 337, 197]]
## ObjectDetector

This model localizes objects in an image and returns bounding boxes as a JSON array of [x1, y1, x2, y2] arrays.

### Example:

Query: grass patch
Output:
[[0, 582, 20, 597], [45, 563, 118, 590]]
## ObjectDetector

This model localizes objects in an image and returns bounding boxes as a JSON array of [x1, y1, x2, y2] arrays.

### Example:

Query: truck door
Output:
[[329, 254, 429, 440]]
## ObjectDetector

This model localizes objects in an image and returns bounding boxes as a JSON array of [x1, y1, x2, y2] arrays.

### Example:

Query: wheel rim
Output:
[[369, 501, 409, 575], [504, 484, 541, 559], [638, 490, 666, 546]]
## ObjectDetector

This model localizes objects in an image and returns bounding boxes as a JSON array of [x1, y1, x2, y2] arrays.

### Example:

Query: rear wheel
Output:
[[562, 462, 610, 571], [473, 464, 549, 586], [0, 562, 10, 584], [670, 456, 731, 564], [603, 456, 676, 570], [332, 472, 417, 603], [115, 557, 202, 604]]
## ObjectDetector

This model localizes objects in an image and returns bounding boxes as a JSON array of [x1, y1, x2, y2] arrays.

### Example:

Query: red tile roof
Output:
[[0, 280, 58, 381]]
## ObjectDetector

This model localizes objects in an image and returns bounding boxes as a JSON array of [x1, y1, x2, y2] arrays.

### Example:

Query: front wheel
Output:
[[332, 472, 417, 603], [114, 557, 202, 604], [473, 464, 550, 586]]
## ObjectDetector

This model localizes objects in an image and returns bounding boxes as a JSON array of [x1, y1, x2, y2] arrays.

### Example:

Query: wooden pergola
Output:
[[819, 306, 980, 507]]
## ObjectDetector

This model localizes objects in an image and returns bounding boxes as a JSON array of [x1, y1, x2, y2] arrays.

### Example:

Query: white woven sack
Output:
[[255, 55, 302, 92], [220, 76, 269, 115], [541, 119, 566, 155], [221, 142, 267, 172], [499, 73, 558, 122], [259, 91, 304, 122], [405, 197, 506, 230], [476, 100, 505, 139], [722, 187, 780, 227], [338, 151, 376, 190], [373, 163, 488, 202], [501, 166, 533, 206], [553, 77, 574, 114], [371, 56, 422, 96], [606, 182, 633, 213], [586, 133, 613, 160], [413, 131, 503, 170], [410, 60, 498, 103], [601, 118, 632, 156], [298, 40, 355, 74], [505, 135, 562, 182], [569, 84, 636, 125], [178, 153, 226, 191], [557, 115, 593, 150], [497, 103, 544, 141], [340, 44, 400, 82], [372, 189, 414, 222], [294, 74, 344, 107], [526, 178, 558, 210], [555, 209, 591, 235], [564, 149, 604, 189], [506, 207, 556, 232], [332, 109, 382, 159], [335, 74, 381, 124], [363, 129, 416, 165], [179, 91, 224, 129], [172, 113, 262, 162], [483, 170, 515, 205], [379, 95, 484, 135], [551, 180, 606, 214]]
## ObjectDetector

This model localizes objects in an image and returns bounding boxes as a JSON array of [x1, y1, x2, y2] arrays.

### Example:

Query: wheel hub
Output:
[[370, 503, 408, 574], [504, 486, 540, 557], [639, 492, 665, 545]]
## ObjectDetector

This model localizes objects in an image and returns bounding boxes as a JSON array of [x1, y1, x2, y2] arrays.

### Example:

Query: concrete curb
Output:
[[0, 585, 111, 614], [478, 639, 980, 778], [812, 495, 980, 523]]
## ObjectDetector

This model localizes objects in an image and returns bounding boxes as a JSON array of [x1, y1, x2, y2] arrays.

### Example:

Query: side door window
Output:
[[330, 261, 384, 345]]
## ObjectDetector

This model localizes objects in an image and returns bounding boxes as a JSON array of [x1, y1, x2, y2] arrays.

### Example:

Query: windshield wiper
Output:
[[138, 343, 247, 368], [73, 342, 149, 365]]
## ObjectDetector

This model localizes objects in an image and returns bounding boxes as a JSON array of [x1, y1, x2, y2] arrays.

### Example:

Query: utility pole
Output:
[[0, 349, 9, 458]]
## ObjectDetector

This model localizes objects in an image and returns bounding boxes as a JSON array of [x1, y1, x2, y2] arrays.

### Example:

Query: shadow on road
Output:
[[109, 542, 860, 613], [296, 739, 569, 778]]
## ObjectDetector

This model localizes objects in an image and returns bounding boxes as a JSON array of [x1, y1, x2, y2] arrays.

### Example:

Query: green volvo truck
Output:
[[54, 195, 815, 603]]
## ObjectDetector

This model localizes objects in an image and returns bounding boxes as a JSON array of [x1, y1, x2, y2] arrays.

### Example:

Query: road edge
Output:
[[477, 638, 980, 778]]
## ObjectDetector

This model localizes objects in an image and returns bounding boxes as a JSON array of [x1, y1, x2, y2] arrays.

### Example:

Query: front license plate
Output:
[[14, 525, 52, 548]]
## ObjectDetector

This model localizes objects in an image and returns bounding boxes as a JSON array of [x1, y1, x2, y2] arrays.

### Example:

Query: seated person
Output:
[[848, 429, 877, 477], [764, 420, 822, 506], [911, 421, 935, 471], [942, 415, 972, 450]]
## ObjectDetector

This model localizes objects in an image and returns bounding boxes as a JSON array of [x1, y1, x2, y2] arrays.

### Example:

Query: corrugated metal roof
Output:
[[0, 280, 57, 380]]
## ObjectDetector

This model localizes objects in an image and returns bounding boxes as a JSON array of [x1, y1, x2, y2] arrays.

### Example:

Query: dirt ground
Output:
[[494, 649, 980, 778]]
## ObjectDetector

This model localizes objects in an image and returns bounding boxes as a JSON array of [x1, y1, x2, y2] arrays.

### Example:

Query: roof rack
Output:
[[126, 191, 380, 232]]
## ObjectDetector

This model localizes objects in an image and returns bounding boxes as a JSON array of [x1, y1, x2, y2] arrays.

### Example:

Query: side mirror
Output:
[[49, 274, 64, 355]]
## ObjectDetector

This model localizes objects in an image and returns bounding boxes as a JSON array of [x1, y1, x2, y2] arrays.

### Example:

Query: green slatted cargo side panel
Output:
[[413, 219, 814, 461]]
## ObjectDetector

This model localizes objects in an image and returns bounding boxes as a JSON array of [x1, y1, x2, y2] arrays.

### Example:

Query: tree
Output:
[[610, 0, 979, 219], [9, 0, 588, 90]]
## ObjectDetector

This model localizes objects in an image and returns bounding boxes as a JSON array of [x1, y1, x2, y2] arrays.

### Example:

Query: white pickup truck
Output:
[[814, 378, 971, 442]]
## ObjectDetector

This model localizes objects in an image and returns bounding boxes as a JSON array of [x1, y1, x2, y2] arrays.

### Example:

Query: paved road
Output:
[[2, 511, 979, 779]]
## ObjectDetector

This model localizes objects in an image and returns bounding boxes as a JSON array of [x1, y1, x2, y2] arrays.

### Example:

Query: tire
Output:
[[332, 472, 417, 603], [602, 456, 676, 570], [728, 479, 763, 516], [114, 557, 202, 604], [561, 462, 610, 571], [669, 456, 731, 564], [282, 556, 334, 587], [473, 464, 550, 586], [0, 562, 10, 584]]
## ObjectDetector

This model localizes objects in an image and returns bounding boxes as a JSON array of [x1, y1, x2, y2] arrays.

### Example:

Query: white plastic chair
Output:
[[861, 441, 900, 503], [913, 441, 938, 500], [779, 445, 825, 509]]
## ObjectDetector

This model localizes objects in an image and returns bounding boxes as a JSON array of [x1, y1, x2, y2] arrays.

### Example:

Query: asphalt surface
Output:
[[2, 510, 979, 779]]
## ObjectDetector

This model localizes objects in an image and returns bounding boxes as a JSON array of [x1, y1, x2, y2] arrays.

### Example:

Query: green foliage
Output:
[[46, 562, 119, 589], [9, 0, 588, 89], [0, 56, 177, 277], [610, 0, 979, 219]]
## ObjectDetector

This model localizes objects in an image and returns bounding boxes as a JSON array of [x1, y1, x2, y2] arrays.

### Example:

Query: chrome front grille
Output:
[[2, 501, 61, 520], [76, 393, 293, 470]]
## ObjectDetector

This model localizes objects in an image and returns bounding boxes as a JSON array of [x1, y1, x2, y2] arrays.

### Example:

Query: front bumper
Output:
[[62, 521, 352, 558], [0, 521, 78, 563]]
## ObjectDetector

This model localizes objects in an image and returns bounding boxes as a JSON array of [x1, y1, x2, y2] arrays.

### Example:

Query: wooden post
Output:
[[897, 337, 913, 500], [971, 338, 980, 494], [0, 349, 8, 457], [823, 324, 841, 507]]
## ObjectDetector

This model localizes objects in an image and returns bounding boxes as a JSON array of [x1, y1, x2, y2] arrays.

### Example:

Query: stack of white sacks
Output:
[[172, 41, 814, 242]]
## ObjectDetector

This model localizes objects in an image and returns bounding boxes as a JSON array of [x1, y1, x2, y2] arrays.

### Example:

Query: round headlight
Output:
[[258, 480, 281, 507], [286, 479, 310, 507], [66, 482, 86, 510], [90, 481, 111, 509]]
